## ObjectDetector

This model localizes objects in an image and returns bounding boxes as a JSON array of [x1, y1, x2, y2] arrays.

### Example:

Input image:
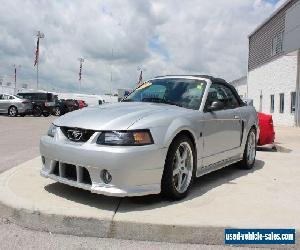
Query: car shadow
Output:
[[44, 159, 265, 211], [119, 159, 265, 211], [44, 183, 121, 211], [257, 145, 292, 153]]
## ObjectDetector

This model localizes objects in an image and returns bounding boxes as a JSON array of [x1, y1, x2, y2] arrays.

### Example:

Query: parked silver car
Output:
[[40, 75, 258, 200], [0, 93, 32, 117]]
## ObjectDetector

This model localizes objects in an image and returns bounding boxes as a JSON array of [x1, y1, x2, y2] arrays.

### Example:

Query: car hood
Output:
[[54, 102, 183, 130]]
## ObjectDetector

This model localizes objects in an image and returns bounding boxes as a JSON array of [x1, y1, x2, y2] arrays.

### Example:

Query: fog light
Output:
[[101, 169, 112, 184]]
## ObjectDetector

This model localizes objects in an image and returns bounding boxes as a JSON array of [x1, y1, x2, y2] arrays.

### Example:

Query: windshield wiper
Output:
[[122, 99, 134, 102], [141, 97, 182, 107]]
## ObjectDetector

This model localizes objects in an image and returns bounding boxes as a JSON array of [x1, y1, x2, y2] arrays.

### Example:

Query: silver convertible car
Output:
[[40, 75, 258, 200]]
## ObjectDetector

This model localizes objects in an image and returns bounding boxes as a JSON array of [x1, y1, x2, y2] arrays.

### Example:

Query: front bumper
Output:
[[40, 135, 167, 197]]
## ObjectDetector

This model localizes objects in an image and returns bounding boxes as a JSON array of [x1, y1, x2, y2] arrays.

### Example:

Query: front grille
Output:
[[51, 161, 92, 186], [60, 127, 94, 142], [65, 164, 77, 181], [82, 167, 92, 185]]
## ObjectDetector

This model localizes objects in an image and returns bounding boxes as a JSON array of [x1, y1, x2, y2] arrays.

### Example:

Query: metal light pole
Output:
[[35, 31, 44, 90], [78, 58, 84, 92], [110, 48, 114, 96], [13, 64, 21, 94]]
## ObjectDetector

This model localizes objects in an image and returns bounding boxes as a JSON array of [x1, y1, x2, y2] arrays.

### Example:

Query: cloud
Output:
[[0, 0, 278, 93]]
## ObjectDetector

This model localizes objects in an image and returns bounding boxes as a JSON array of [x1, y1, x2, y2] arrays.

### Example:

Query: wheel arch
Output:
[[171, 130, 197, 151], [8, 104, 17, 110], [165, 129, 198, 163]]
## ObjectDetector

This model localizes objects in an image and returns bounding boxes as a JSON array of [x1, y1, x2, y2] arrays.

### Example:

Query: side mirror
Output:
[[206, 101, 224, 112]]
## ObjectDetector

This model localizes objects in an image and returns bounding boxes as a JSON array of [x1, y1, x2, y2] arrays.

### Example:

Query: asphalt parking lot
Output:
[[0, 115, 299, 249], [0, 115, 54, 174]]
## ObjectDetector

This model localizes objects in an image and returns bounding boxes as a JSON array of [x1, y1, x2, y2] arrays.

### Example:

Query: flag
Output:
[[79, 61, 83, 81], [137, 70, 143, 85], [34, 37, 39, 66]]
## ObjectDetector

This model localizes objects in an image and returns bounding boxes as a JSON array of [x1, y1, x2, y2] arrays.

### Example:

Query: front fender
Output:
[[163, 118, 199, 149]]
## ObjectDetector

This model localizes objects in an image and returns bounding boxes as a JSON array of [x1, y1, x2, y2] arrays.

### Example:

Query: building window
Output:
[[291, 92, 296, 113], [270, 94, 274, 113], [279, 93, 284, 113], [271, 31, 284, 56]]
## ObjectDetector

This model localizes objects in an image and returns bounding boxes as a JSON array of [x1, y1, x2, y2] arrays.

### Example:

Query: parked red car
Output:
[[76, 100, 88, 109], [257, 112, 275, 146]]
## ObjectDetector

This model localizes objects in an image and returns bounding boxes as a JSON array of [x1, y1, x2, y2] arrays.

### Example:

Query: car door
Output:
[[0, 94, 12, 113], [202, 83, 242, 166]]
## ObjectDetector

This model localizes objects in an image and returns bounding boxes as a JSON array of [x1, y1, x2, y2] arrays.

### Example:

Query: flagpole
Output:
[[13, 64, 21, 94], [137, 66, 146, 86], [78, 58, 84, 92], [35, 31, 44, 90], [110, 48, 113, 96]]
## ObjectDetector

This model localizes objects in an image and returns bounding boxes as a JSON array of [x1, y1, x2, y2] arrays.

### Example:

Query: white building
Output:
[[230, 76, 247, 98], [247, 0, 300, 127]]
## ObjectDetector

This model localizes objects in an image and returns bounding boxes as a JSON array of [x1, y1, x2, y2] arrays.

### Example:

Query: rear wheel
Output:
[[8, 106, 18, 117], [33, 106, 42, 117], [161, 135, 196, 200], [239, 128, 256, 169]]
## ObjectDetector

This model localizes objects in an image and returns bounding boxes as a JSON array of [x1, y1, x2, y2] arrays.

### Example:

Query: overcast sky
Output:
[[0, 0, 284, 94]]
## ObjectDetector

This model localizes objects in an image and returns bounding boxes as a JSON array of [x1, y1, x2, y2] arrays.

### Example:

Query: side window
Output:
[[31, 93, 39, 100], [205, 84, 227, 110], [3, 95, 10, 100], [221, 86, 240, 109]]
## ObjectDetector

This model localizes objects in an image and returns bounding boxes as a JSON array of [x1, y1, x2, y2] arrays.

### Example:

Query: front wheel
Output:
[[239, 128, 256, 169], [161, 135, 196, 200], [8, 106, 18, 117]]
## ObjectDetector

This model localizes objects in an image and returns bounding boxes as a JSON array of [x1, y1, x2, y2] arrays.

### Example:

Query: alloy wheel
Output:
[[172, 142, 193, 193], [9, 107, 17, 117], [247, 131, 256, 165]]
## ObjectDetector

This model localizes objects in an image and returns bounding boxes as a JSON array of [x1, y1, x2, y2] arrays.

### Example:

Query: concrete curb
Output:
[[0, 200, 225, 245], [0, 157, 299, 246]]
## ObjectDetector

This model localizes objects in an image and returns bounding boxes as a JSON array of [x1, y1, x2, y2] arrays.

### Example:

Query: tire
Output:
[[8, 106, 18, 117], [42, 110, 50, 117], [33, 106, 42, 117], [54, 107, 61, 116], [239, 128, 257, 170], [161, 134, 196, 200]]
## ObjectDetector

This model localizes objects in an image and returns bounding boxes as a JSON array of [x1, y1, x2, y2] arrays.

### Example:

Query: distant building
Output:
[[117, 88, 132, 101], [248, 0, 300, 126], [230, 76, 247, 98]]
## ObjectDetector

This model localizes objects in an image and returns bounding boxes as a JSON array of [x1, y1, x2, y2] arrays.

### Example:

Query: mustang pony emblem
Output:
[[67, 129, 83, 141]]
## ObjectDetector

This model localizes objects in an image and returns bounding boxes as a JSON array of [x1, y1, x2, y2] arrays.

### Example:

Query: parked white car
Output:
[[0, 93, 32, 117], [40, 75, 258, 200]]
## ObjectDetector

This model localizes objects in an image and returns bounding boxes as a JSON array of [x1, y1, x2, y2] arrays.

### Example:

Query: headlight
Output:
[[96, 130, 153, 146], [47, 124, 57, 137]]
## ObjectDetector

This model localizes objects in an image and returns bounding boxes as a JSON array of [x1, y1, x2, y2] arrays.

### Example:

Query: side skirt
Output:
[[196, 156, 242, 178]]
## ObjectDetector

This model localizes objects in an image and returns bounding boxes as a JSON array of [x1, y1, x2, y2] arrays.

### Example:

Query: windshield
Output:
[[123, 78, 207, 110], [15, 95, 25, 99]]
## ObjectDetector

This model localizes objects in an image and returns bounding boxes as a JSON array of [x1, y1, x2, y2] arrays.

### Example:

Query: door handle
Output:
[[234, 115, 240, 119]]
